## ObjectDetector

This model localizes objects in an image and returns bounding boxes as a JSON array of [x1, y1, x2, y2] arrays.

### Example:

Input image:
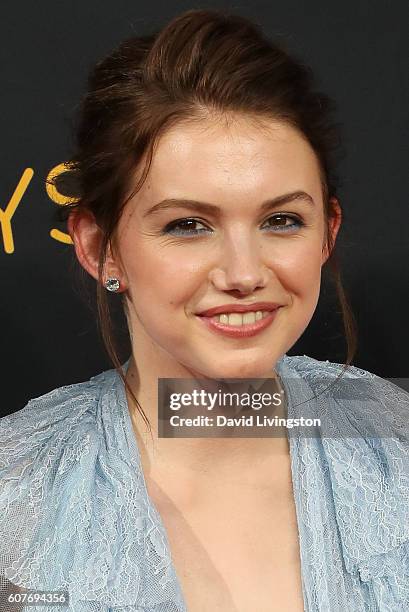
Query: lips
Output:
[[196, 302, 281, 317], [196, 307, 279, 338]]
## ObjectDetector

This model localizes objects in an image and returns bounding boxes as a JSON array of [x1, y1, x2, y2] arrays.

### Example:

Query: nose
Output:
[[208, 234, 271, 294]]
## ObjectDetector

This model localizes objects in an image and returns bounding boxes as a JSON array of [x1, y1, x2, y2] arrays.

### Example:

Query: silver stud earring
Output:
[[105, 277, 120, 292]]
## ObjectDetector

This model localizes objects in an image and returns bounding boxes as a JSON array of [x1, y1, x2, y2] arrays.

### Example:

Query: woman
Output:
[[1, 8, 408, 612]]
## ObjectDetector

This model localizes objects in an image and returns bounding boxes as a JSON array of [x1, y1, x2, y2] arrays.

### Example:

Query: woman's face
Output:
[[113, 115, 341, 379]]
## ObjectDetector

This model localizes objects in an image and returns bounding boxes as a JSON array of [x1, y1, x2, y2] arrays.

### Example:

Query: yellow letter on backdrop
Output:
[[46, 162, 77, 245], [0, 168, 34, 254]]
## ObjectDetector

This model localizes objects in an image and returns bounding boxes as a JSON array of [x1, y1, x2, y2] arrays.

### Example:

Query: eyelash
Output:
[[162, 214, 305, 236]]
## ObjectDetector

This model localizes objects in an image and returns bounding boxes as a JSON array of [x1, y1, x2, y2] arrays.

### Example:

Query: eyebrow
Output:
[[142, 190, 315, 218]]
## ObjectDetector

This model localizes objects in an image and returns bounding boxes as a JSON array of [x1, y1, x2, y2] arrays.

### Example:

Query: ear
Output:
[[322, 197, 342, 264], [67, 210, 127, 291]]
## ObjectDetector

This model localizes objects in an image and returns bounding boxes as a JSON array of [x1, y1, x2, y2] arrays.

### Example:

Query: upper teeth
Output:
[[214, 311, 269, 326]]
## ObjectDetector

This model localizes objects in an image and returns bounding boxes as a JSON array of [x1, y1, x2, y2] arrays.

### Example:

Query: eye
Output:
[[261, 214, 305, 232], [163, 219, 211, 236], [162, 213, 305, 237]]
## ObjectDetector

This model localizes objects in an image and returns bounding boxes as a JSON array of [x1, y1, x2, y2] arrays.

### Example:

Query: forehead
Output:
[[132, 115, 323, 207]]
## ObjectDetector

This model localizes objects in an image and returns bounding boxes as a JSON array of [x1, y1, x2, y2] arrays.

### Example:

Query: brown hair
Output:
[[52, 8, 357, 432]]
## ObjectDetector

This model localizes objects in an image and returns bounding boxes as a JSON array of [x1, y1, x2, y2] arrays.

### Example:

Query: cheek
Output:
[[272, 241, 323, 344], [274, 241, 323, 299], [125, 242, 202, 315]]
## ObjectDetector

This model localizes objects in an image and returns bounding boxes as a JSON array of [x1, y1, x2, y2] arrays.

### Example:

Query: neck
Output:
[[124, 352, 291, 482]]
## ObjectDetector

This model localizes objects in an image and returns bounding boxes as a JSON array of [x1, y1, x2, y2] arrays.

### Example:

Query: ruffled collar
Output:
[[67, 358, 188, 609], [276, 355, 409, 584], [3, 359, 187, 609]]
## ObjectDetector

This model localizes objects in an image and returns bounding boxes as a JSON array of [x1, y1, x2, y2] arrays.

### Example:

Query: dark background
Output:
[[1, 0, 408, 416]]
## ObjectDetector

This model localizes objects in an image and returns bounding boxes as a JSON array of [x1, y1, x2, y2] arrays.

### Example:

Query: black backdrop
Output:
[[1, 0, 408, 417]]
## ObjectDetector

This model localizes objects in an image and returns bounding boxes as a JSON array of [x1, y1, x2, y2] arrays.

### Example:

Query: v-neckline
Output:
[[113, 354, 312, 611]]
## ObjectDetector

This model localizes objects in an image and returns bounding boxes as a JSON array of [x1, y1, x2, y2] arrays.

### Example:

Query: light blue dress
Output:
[[0, 354, 408, 611]]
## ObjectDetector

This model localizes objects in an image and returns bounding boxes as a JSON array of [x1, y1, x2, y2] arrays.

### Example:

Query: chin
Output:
[[204, 358, 275, 380]]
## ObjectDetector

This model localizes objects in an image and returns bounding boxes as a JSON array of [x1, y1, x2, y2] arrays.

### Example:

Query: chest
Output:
[[146, 476, 306, 612]]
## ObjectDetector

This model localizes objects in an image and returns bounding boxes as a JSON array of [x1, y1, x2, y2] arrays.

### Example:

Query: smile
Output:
[[196, 308, 280, 338]]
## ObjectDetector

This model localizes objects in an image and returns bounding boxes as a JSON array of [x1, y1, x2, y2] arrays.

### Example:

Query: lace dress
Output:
[[0, 354, 408, 611]]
